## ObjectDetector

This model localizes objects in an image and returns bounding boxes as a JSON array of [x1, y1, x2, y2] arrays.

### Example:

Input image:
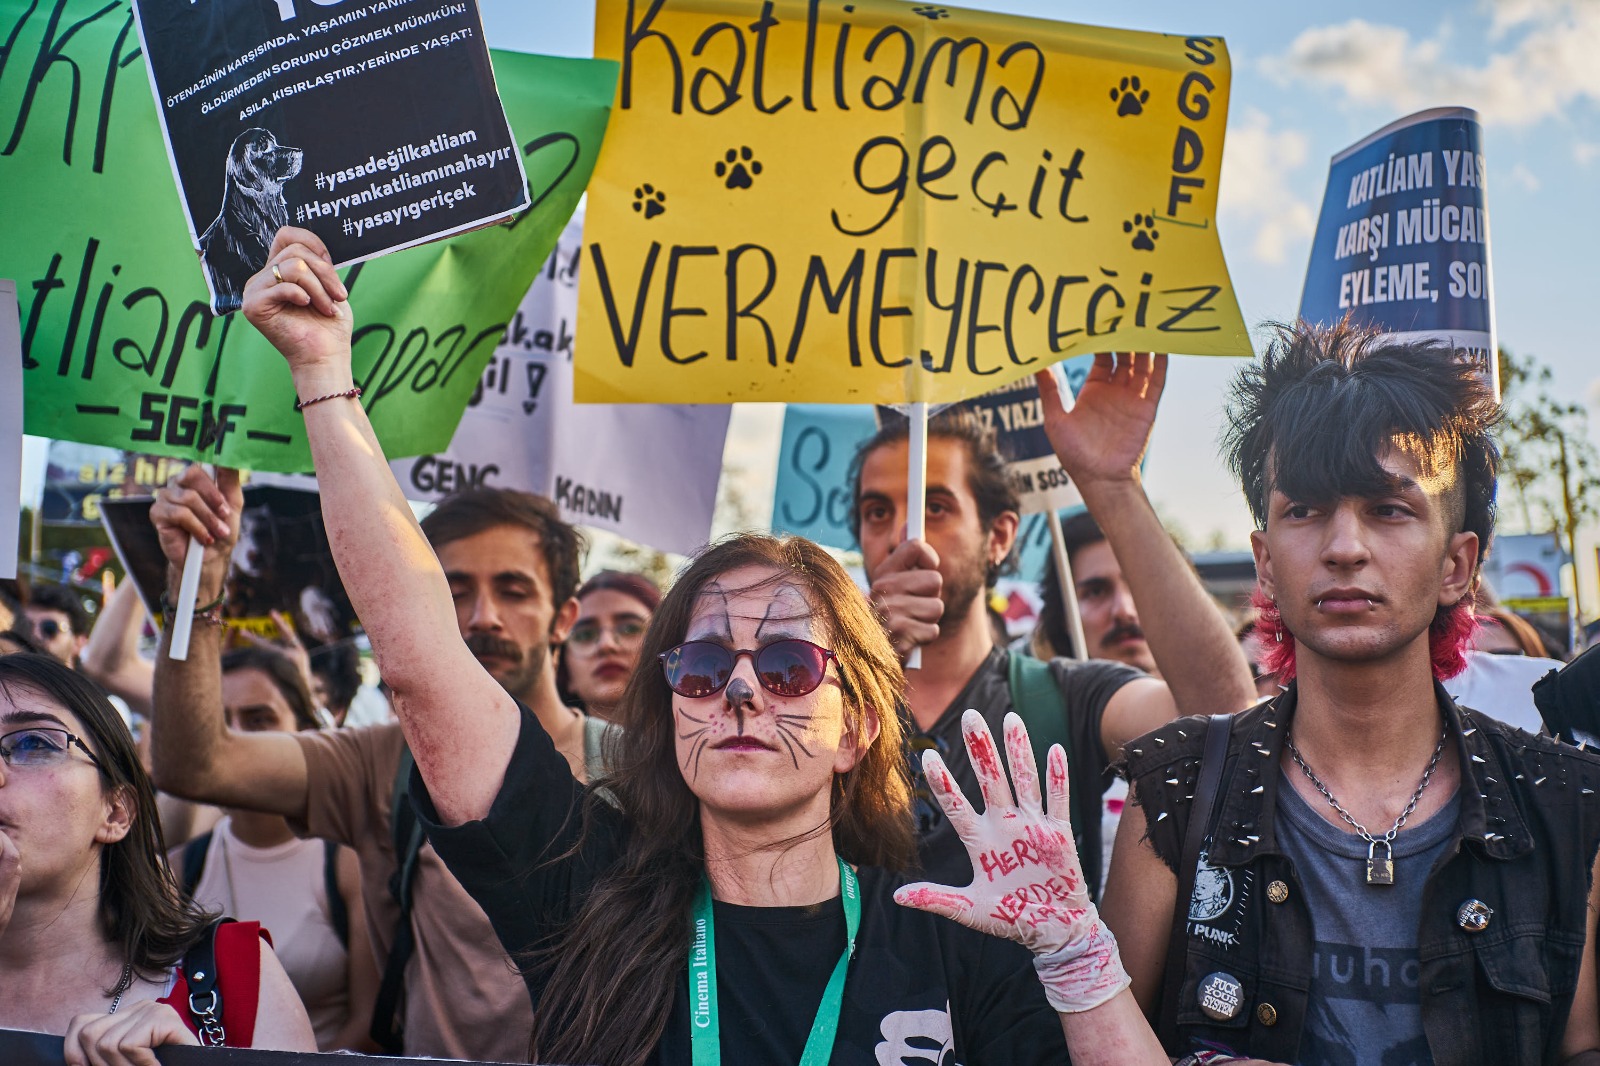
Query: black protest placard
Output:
[[131, 0, 530, 314], [100, 485, 358, 648]]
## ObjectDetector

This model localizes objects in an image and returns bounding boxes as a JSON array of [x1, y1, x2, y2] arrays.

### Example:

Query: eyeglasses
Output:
[[658, 639, 837, 699], [568, 617, 648, 651], [31, 618, 64, 641], [0, 727, 105, 772]]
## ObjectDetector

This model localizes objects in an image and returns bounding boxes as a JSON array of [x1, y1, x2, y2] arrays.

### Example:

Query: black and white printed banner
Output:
[[131, 0, 530, 314]]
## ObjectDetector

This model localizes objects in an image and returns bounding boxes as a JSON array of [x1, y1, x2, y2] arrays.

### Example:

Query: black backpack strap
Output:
[[370, 743, 426, 1054], [1158, 712, 1234, 1049], [323, 839, 349, 947], [179, 832, 214, 900], [181, 918, 229, 1047]]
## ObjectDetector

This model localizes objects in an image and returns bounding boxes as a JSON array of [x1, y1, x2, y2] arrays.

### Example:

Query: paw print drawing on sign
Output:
[[632, 184, 666, 219], [715, 146, 762, 190], [911, 5, 950, 17], [1123, 213, 1159, 251], [1111, 75, 1149, 117]]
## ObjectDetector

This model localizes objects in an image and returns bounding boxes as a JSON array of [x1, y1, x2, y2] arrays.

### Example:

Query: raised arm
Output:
[[239, 227, 515, 825], [149, 466, 310, 818], [1038, 354, 1255, 725], [78, 579, 156, 718]]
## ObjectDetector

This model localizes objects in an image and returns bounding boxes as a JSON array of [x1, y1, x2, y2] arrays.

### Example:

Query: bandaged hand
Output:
[[893, 710, 1131, 1013]]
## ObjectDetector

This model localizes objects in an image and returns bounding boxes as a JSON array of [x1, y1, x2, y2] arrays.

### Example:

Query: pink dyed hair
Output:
[[1249, 587, 1479, 683]]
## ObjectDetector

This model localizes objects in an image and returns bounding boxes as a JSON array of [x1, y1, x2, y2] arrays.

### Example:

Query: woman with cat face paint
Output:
[[238, 227, 1169, 1066]]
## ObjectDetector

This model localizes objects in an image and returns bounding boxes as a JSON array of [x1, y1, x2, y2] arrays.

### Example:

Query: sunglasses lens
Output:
[[37, 619, 61, 640], [661, 642, 732, 698], [756, 640, 828, 697]]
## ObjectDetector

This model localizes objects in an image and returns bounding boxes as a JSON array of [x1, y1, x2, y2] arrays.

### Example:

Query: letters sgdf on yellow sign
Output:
[[577, 0, 1253, 406]]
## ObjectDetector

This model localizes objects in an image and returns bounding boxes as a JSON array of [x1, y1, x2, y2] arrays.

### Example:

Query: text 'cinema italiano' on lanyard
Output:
[[689, 858, 861, 1066]]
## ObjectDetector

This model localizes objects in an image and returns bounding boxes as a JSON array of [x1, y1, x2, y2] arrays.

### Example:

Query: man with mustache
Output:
[[851, 355, 1256, 894], [1035, 510, 1161, 674], [148, 476, 593, 1062]]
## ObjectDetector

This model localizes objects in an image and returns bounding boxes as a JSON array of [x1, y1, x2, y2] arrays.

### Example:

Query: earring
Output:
[[1275, 629, 1283, 644]]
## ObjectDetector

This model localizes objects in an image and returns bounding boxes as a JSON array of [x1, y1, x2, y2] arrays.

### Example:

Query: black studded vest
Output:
[[1120, 682, 1600, 1066]]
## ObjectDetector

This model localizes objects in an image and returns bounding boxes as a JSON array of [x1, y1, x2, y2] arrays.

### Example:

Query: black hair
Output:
[[1223, 320, 1500, 562], [0, 628, 45, 656], [420, 489, 586, 611], [309, 641, 362, 715], [847, 407, 1021, 584], [221, 646, 321, 731], [27, 583, 92, 638]]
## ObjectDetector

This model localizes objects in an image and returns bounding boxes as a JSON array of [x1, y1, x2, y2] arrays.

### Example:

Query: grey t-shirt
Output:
[[1275, 769, 1459, 1066]]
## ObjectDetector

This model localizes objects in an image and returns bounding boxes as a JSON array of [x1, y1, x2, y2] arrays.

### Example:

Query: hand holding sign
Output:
[[62, 1001, 198, 1066], [1036, 353, 1166, 497], [867, 538, 945, 666], [151, 467, 243, 598], [894, 710, 1131, 1013], [243, 228, 353, 380]]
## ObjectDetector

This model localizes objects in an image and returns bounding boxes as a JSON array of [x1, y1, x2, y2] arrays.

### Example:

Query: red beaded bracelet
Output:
[[294, 386, 362, 411]]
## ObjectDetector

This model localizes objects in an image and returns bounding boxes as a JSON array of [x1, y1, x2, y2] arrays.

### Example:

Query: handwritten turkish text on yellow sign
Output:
[[578, 0, 1252, 405]]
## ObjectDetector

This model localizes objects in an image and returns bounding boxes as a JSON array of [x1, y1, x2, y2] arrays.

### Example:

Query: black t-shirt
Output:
[[910, 648, 1143, 892], [412, 702, 1069, 1065]]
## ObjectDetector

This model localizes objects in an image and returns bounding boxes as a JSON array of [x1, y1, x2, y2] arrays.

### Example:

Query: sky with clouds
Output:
[[486, 0, 1600, 579]]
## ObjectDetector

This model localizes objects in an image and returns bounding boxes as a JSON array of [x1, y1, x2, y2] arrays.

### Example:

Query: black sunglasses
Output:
[[658, 639, 837, 699], [32, 618, 64, 641]]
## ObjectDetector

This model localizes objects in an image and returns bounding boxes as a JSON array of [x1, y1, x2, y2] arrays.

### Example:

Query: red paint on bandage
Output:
[[1006, 723, 1035, 779], [969, 729, 1002, 782], [898, 888, 973, 912]]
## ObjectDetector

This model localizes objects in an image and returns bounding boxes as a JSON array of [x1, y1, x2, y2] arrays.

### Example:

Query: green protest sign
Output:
[[0, 0, 616, 471]]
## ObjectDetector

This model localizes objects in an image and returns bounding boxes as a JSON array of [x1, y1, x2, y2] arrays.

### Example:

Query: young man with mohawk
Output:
[[1102, 323, 1600, 1066]]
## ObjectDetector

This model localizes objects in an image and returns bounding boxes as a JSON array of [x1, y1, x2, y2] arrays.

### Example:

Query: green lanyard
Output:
[[688, 857, 860, 1066]]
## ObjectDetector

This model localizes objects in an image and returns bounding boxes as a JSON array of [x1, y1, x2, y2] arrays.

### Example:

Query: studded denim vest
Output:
[[1121, 683, 1600, 1066]]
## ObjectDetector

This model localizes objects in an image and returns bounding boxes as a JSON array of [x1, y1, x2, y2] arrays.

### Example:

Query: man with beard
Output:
[[1035, 511, 1161, 674], [148, 471, 593, 1062], [851, 354, 1256, 893]]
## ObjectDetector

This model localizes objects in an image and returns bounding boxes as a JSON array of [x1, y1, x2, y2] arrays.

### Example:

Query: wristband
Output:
[[160, 590, 226, 630], [1031, 917, 1133, 1014], [294, 386, 362, 411]]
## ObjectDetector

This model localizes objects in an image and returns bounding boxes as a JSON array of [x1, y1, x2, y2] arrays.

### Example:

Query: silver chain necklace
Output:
[[107, 963, 134, 1014], [1284, 724, 1448, 886]]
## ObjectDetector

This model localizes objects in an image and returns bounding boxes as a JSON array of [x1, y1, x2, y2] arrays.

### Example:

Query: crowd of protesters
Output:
[[1, 224, 1598, 1066]]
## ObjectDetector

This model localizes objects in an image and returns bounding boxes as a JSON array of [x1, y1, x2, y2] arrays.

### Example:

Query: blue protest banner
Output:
[[772, 405, 879, 551], [1299, 107, 1496, 382]]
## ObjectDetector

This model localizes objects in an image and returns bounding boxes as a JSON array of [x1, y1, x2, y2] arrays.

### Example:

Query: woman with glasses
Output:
[[225, 228, 1172, 1064], [0, 653, 315, 1064], [558, 570, 661, 723]]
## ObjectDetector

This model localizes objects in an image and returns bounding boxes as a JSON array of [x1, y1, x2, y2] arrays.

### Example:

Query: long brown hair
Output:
[[529, 534, 914, 1066], [0, 654, 214, 982]]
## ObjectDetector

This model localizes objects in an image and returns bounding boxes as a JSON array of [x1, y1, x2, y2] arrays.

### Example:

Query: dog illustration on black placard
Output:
[[199, 127, 303, 313]]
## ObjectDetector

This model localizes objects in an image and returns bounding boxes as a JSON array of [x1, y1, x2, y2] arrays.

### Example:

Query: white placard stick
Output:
[[905, 401, 929, 670], [1047, 509, 1088, 661], [166, 534, 206, 661]]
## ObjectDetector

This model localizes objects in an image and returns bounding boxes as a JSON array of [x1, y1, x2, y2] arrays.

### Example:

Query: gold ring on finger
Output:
[[272, 263, 284, 283]]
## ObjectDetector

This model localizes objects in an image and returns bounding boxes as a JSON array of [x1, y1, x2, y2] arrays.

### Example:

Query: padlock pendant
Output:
[[1366, 840, 1394, 885]]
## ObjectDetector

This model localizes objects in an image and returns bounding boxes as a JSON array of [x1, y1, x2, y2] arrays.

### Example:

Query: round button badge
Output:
[[1457, 899, 1493, 933], [1198, 971, 1245, 1021]]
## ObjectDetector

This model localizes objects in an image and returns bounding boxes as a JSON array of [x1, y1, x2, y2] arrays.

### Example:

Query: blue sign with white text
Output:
[[1300, 107, 1492, 352]]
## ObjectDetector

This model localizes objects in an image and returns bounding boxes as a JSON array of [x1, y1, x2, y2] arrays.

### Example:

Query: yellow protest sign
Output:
[[578, 0, 1253, 405]]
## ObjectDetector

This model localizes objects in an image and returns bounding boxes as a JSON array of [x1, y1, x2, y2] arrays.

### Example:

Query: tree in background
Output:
[[1497, 347, 1600, 616]]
